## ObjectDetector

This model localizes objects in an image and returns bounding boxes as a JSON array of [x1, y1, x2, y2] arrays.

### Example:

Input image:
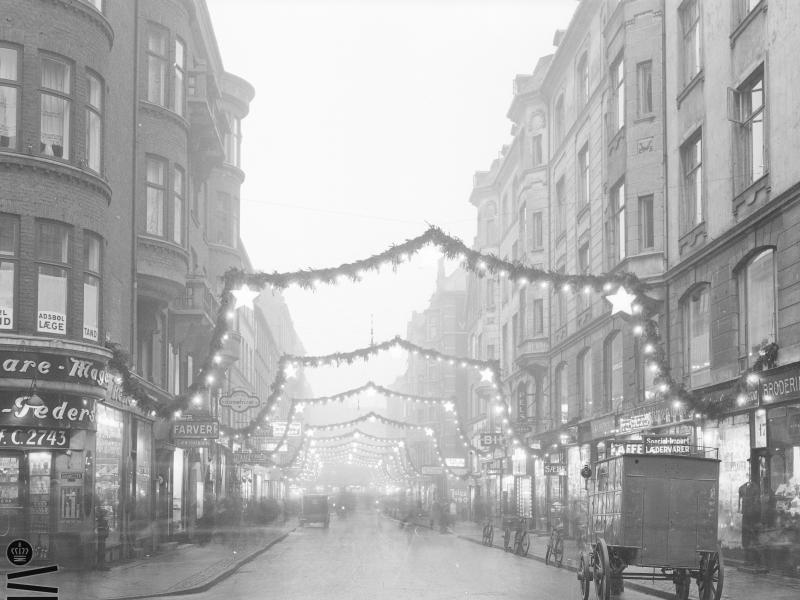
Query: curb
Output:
[[105, 527, 296, 600]]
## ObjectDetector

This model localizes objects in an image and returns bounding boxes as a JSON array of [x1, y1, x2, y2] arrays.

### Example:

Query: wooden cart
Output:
[[576, 453, 723, 600]]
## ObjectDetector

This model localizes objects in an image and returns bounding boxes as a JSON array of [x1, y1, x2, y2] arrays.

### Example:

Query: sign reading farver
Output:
[[172, 419, 219, 439]]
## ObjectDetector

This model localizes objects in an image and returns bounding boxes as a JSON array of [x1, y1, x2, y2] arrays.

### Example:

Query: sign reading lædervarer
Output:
[[642, 434, 691, 455], [171, 419, 219, 440]]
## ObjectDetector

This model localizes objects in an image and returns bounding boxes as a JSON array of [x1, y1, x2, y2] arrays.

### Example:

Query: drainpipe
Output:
[[130, 0, 140, 368], [660, 1, 670, 363]]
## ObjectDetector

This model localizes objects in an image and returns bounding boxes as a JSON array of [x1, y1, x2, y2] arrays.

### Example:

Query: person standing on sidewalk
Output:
[[95, 507, 111, 571]]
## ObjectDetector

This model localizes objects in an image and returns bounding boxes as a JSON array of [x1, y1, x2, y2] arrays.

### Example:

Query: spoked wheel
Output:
[[487, 525, 494, 546], [593, 539, 610, 600], [516, 530, 530, 556], [674, 569, 690, 600], [577, 551, 591, 600], [503, 527, 512, 552], [553, 535, 564, 567], [545, 540, 553, 565], [698, 550, 724, 600], [482, 524, 491, 545]]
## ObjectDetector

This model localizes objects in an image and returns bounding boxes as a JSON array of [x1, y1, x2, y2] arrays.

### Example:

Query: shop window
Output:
[[146, 25, 168, 107], [0, 45, 20, 150], [145, 156, 166, 236], [96, 404, 123, 546], [0, 213, 18, 330], [740, 248, 777, 366], [681, 130, 703, 232], [684, 285, 711, 386], [40, 56, 72, 159], [36, 221, 70, 335], [729, 67, 766, 190], [85, 72, 103, 173], [173, 165, 185, 244], [605, 331, 623, 411], [680, 0, 702, 87], [637, 60, 653, 116], [133, 420, 152, 536], [174, 38, 185, 116]]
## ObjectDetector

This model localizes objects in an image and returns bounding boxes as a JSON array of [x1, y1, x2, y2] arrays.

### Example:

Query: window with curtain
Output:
[[681, 131, 703, 231], [146, 26, 168, 106], [86, 72, 103, 173], [605, 332, 623, 411], [578, 349, 592, 416], [685, 286, 711, 386], [83, 233, 101, 341], [145, 157, 166, 236], [36, 221, 70, 335], [0, 214, 18, 330], [0, 46, 19, 150], [612, 55, 625, 132], [680, 0, 702, 86], [40, 56, 71, 159], [174, 38, 185, 116], [742, 249, 776, 366], [173, 165, 184, 244]]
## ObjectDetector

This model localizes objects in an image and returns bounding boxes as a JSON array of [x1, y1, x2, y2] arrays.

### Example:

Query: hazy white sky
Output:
[[206, 0, 577, 397]]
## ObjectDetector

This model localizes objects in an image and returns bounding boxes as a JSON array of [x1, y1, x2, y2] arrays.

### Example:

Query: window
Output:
[[502, 323, 509, 373], [555, 176, 566, 237], [555, 363, 568, 424], [83, 0, 103, 10], [531, 211, 543, 249], [685, 286, 711, 386], [487, 344, 495, 360], [0, 214, 19, 330], [86, 72, 103, 172], [577, 144, 589, 208], [640, 341, 657, 402], [638, 194, 654, 250], [83, 233, 101, 342], [680, 0, 702, 86], [577, 242, 589, 313], [518, 288, 526, 339], [741, 249, 776, 366], [611, 55, 625, 132], [518, 206, 526, 251], [554, 95, 565, 146], [578, 349, 592, 416], [485, 217, 496, 245], [36, 221, 70, 335], [731, 68, 766, 187], [636, 61, 653, 115], [174, 38, 185, 116], [681, 131, 703, 231], [0, 46, 20, 150], [486, 279, 495, 309], [555, 264, 566, 328], [225, 114, 242, 167], [511, 313, 518, 361], [577, 52, 589, 110], [173, 165, 185, 244], [605, 332, 623, 411], [213, 192, 238, 247], [40, 56, 71, 159], [531, 134, 543, 167], [735, 0, 761, 24], [145, 157, 166, 236], [533, 299, 544, 336], [609, 180, 626, 264], [146, 26, 168, 106]]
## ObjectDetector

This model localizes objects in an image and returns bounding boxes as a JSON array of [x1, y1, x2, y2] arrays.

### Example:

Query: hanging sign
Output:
[[421, 465, 443, 475], [171, 418, 219, 439], [445, 457, 465, 468], [479, 433, 504, 447], [543, 463, 566, 476], [219, 389, 261, 412], [0, 427, 70, 448], [642, 434, 691, 455], [233, 451, 270, 465], [271, 421, 302, 437], [0, 392, 96, 430], [754, 410, 767, 448]]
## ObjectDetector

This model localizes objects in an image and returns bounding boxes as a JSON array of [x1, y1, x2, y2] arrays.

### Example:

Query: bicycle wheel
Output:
[[545, 542, 553, 565], [482, 524, 491, 545], [517, 530, 529, 557], [487, 524, 494, 546], [554, 535, 564, 566], [503, 527, 512, 551]]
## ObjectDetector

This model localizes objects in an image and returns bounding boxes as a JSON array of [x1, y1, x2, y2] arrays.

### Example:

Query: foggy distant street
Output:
[[156, 510, 652, 600]]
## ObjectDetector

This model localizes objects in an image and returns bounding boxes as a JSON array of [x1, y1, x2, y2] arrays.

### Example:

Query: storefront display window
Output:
[[172, 448, 184, 534], [134, 419, 152, 535], [28, 451, 51, 556], [95, 404, 123, 546], [567, 445, 586, 538], [767, 405, 800, 527], [515, 476, 532, 518]]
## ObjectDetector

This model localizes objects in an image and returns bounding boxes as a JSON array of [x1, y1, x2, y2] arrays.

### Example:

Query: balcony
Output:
[[187, 65, 228, 181], [171, 276, 220, 353]]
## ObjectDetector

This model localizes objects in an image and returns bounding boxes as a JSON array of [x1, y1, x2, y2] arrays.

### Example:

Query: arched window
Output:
[[578, 348, 592, 416], [740, 248, 777, 366], [604, 332, 623, 410], [684, 285, 711, 386]]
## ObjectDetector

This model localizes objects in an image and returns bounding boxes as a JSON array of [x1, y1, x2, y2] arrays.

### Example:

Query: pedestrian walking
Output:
[[95, 507, 111, 571]]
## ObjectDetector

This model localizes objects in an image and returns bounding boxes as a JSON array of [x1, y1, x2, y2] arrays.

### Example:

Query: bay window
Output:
[[36, 221, 70, 336], [0, 46, 19, 150], [145, 157, 166, 236], [83, 233, 101, 342], [40, 56, 71, 159], [173, 165, 185, 244], [0, 214, 18, 330], [86, 72, 103, 173], [147, 26, 168, 106], [174, 38, 185, 116]]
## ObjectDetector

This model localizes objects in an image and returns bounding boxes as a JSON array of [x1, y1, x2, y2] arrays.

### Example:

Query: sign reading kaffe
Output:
[[0, 392, 96, 430], [0, 351, 110, 388]]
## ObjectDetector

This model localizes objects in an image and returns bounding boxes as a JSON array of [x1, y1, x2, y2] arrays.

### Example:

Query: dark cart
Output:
[[577, 453, 723, 600]]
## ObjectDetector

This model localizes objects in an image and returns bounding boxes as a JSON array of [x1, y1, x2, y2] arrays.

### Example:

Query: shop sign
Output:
[[754, 409, 767, 448], [697, 381, 758, 414], [515, 424, 532, 433], [171, 418, 219, 439], [590, 415, 617, 439], [0, 350, 110, 388], [0, 392, 96, 430], [759, 363, 800, 405], [618, 402, 690, 434], [479, 433, 503, 447], [60, 472, 83, 482], [233, 451, 270, 465], [173, 438, 210, 449], [529, 440, 541, 450], [544, 463, 566, 476], [421, 465, 443, 475], [642, 434, 691, 455], [611, 441, 644, 455], [264, 441, 288, 452], [270, 421, 302, 437], [0, 427, 70, 448], [37, 311, 66, 334], [517, 393, 528, 422], [219, 389, 261, 412], [445, 457, 465, 468], [449, 467, 468, 476], [0, 306, 12, 330]]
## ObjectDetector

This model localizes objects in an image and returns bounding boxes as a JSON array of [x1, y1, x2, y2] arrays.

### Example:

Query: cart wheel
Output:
[[503, 527, 512, 551], [674, 569, 690, 600], [593, 539, 610, 600], [698, 551, 724, 600], [577, 552, 591, 600], [554, 536, 564, 567], [517, 530, 530, 557]]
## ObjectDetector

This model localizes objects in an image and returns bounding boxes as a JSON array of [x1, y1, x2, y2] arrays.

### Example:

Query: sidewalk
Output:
[[450, 521, 800, 600], [6, 524, 294, 600]]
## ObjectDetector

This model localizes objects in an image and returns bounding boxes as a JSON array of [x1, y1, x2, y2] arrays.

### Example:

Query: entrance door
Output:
[[0, 453, 24, 556]]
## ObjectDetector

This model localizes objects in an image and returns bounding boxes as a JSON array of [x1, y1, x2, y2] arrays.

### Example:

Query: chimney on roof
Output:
[[553, 29, 566, 47]]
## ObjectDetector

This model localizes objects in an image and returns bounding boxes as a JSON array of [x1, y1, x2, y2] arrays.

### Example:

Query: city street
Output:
[[157, 511, 651, 600]]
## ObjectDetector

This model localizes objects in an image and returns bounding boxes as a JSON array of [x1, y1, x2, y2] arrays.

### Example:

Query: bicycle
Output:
[[544, 525, 564, 567], [481, 519, 494, 546], [512, 519, 530, 556]]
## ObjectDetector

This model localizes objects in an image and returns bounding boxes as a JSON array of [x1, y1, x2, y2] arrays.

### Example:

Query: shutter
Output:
[[727, 87, 742, 123]]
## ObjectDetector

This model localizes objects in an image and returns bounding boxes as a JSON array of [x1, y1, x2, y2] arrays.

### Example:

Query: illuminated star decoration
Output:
[[605, 286, 637, 316], [479, 368, 495, 383], [284, 362, 298, 379], [231, 284, 260, 310]]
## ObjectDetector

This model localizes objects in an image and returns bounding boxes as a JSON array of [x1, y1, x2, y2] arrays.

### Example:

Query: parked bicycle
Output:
[[481, 519, 494, 546], [503, 517, 529, 556], [545, 524, 564, 567]]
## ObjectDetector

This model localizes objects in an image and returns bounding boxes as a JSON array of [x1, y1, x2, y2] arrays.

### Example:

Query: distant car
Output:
[[299, 494, 330, 528]]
